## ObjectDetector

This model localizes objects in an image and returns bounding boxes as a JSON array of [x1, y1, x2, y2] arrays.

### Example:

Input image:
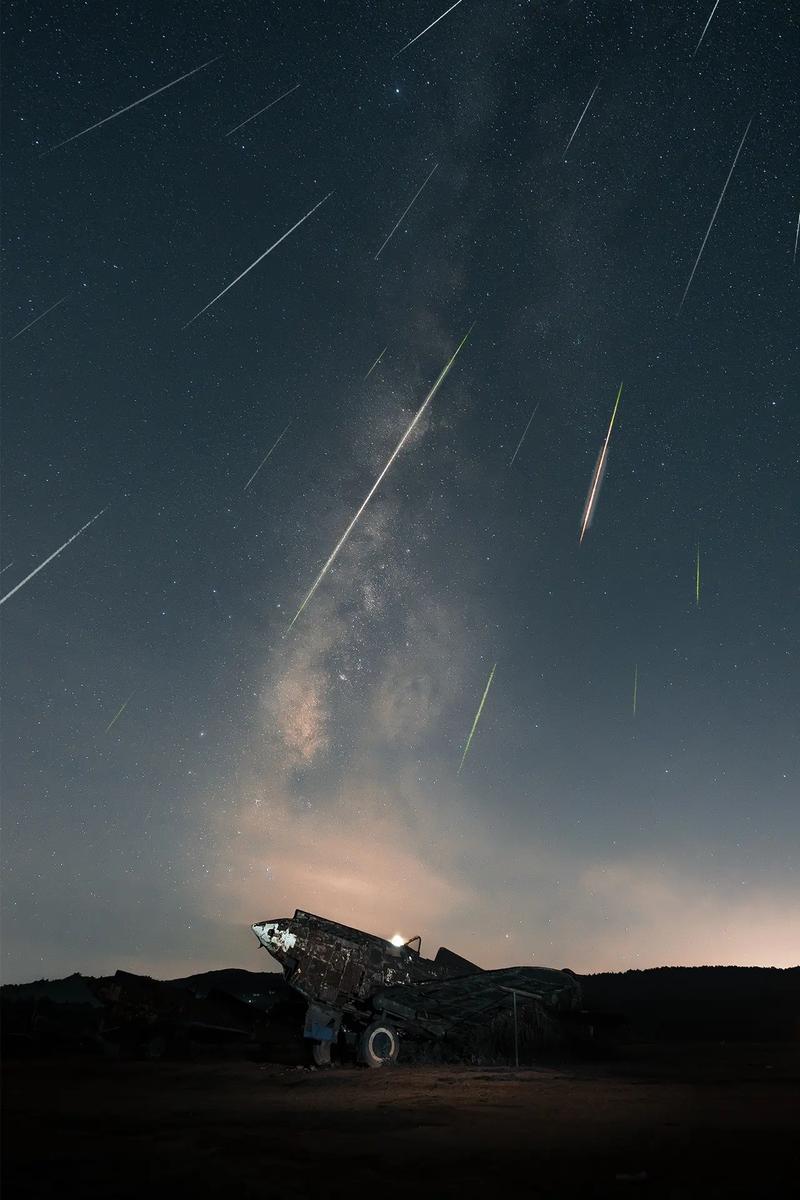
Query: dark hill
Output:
[[579, 965, 800, 1041], [3, 965, 797, 1056]]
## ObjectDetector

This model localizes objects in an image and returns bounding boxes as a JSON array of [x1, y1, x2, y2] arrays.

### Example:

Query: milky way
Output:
[[2, 1, 797, 983]]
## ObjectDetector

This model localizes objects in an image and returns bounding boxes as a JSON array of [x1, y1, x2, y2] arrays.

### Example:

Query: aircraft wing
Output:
[[372, 965, 580, 1036]]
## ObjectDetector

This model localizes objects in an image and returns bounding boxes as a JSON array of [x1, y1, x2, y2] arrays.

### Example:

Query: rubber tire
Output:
[[312, 1040, 332, 1067], [143, 1035, 167, 1060], [357, 1022, 400, 1068]]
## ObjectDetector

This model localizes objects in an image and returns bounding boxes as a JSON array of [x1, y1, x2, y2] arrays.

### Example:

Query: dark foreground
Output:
[[4, 1042, 798, 1199]]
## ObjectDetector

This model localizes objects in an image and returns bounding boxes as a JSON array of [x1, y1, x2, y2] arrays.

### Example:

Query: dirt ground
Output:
[[3, 1042, 798, 1199]]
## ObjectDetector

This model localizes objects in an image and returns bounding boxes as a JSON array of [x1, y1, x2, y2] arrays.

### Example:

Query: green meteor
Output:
[[457, 663, 497, 775], [632, 664, 638, 717], [105, 692, 135, 734]]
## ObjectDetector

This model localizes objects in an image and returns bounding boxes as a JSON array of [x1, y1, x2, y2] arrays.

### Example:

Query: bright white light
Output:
[[390, 934, 405, 947]]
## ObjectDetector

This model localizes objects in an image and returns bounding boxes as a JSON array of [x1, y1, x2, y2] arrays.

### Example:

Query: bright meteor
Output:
[[243, 420, 292, 491], [508, 402, 540, 466], [693, 0, 721, 55], [225, 83, 300, 137], [563, 83, 599, 157], [288, 325, 474, 630], [9, 296, 69, 341], [184, 192, 333, 327], [374, 164, 438, 260], [579, 382, 622, 543], [45, 57, 221, 153], [677, 118, 752, 313], [0, 508, 107, 607], [394, 1, 464, 59], [364, 346, 388, 381], [458, 663, 497, 775], [105, 692, 135, 734]]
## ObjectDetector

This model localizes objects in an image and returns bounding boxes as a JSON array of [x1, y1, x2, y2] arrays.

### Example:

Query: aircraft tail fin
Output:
[[434, 946, 483, 976]]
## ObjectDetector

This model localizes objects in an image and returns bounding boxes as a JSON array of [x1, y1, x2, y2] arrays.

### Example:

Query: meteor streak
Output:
[[364, 346, 388, 381], [633, 664, 638, 717], [9, 296, 69, 341], [0, 562, 14, 574], [458, 663, 496, 774], [563, 83, 599, 157], [678, 118, 752, 313], [184, 192, 332, 327], [243, 420, 292, 491], [508, 402, 540, 466], [579, 382, 623, 543], [374, 164, 438, 260], [694, 0, 721, 55], [45, 57, 220, 153], [0, 508, 107, 607], [225, 83, 301, 137], [105, 692, 135, 734], [794, 209, 799, 265], [288, 325, 473, 630], [695, 542, 701, 607], [394, 1, 463, 58]]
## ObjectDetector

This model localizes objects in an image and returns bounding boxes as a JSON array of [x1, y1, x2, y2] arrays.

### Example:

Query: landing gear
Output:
[[311, 1040, 332, 1067], [357, 1021, 400, 1068], [304, 1002, 341, 1067]]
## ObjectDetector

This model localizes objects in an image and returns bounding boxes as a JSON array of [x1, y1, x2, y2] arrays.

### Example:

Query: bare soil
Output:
[[3, 1042, 798, 1199]]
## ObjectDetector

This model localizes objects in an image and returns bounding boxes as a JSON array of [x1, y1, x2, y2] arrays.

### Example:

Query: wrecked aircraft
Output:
[[252, 909, 582, 1067]]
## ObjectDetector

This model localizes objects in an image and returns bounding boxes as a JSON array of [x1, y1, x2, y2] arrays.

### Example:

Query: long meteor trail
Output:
[[458, 663, 496, 774], [288, 325, 473, 630], [184, 192, 332, 327], [225, 83, 300, 137], [364, 346, 388, 381], [9, 296, 69, 341], [678, 118, 752, 313], [243, 420, 292, 491], [105, 692, 135, 734], [695, 542, 701, 607], [633, 664, 638, 717], [45, 57, 220, 153], [508, 402, 540, 466], [394, 1, 463, 58], [563, 83, 599, 157], [694, 0, 721, 55], [374, 164, 438, 260], [0, 508, 107, 607], [579, 382, 623, 543]]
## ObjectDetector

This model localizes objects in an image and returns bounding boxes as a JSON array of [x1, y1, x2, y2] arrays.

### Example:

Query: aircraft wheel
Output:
[[312, 1040, 332, 1067], [358, 1021, 399, 1068], [142, 1035, 167, 1060]]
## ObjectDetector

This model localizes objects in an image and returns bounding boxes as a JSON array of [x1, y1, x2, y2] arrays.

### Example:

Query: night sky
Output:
[[2, 1, 798, 985]]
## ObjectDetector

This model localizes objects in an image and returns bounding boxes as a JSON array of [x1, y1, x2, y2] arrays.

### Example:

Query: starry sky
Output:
[[2, 1, 798, 985]]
